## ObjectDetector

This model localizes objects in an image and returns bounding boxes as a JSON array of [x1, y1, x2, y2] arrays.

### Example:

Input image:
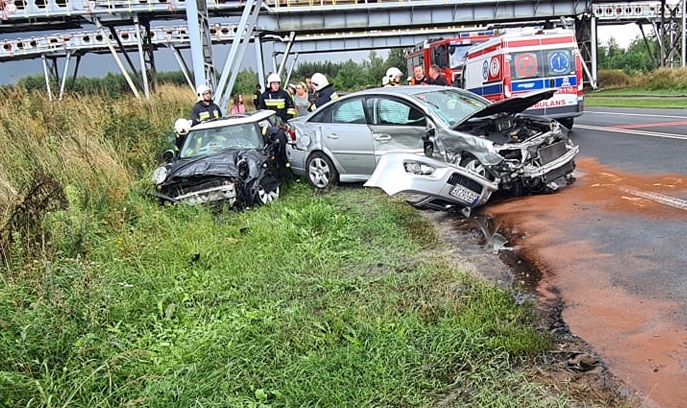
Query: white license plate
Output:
[[449, 184, 479, 204]]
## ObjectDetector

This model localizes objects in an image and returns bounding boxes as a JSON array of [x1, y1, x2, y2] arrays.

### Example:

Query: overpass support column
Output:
[[682, 0, 686, 67], [186, 0, 217, 91], [575, 13, 597, 89], [215, 0, 263, 110]]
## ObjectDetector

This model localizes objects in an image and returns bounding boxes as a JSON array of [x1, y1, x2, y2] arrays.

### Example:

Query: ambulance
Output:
[[460, 28, 583, 128]]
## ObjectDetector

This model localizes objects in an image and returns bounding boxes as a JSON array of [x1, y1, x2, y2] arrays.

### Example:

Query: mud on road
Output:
[[475, 157, 687, 408]]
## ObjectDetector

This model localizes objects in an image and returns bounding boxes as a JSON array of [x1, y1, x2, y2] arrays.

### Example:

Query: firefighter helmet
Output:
[[311, 72, 329, 91], [174, 118, 192, 135], [267, 73, 281, 85], [196, 84, 212, 98]]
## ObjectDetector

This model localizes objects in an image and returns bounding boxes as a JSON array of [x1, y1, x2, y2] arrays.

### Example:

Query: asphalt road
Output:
[[482, 107, 687, 408]]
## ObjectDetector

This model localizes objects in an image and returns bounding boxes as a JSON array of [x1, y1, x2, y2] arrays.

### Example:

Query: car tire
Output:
[[459, 155, 489, 178], [256, 181, 280, 205], [558, 118, 574, 129], [306, 152, 338, 189]]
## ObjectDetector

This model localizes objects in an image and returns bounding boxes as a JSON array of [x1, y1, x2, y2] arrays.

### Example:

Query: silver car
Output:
[[286, 86, 578, 200]]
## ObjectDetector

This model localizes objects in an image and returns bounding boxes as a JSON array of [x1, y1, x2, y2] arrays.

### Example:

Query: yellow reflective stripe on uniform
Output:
[[331, 93, 339, 101], [264, 99, 286, 109], [287, 108, 297, 117], [199, 112, 211, 120]]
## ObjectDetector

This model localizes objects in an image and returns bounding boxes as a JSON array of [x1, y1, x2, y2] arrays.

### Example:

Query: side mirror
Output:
[[162, 149, 176, 163], [422, 128, 436, 157]]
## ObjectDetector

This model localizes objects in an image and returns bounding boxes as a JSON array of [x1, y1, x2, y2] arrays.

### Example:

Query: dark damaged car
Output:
[[286, 85, 578, 209], [151, 111, 284, 209]]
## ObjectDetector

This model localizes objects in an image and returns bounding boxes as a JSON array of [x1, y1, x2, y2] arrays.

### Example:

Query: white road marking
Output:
[[576, 124, 687, 141], [585, 110, 687, 120], [619, 186, 687, 211]]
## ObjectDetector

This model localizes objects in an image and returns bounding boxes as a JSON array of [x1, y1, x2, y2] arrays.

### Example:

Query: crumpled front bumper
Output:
[[364, 153, 499, 209]]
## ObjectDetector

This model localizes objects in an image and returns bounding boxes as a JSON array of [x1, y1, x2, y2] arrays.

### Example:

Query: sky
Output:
[[0, 23, 647, 85]]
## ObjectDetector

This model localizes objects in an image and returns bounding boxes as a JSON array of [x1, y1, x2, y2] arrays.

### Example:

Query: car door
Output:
[[312, 96, 376, 176], [367, 96, 427, 162]]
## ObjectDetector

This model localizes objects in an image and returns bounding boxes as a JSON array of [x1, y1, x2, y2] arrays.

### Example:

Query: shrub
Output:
[[643, 67, 687, 90], [597, 69, 634, 88]]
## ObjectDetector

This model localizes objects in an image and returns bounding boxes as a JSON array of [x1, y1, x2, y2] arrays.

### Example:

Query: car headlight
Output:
[[152, 167, 168, 184], [404, 161, 435, 176]]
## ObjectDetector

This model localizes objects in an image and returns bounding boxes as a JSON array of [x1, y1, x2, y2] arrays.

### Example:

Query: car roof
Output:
[[191, 110, 277, 131], [344, 85, 457, 97]]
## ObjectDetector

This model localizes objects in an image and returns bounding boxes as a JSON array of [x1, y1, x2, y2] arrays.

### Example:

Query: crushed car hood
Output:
[[467, 89, 557, 119], [166, 150, 262, 180]]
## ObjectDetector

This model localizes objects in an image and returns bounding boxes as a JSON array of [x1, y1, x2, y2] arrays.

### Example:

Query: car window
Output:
[[412, 89, 487, 127], [332, 98, 366, 124], [180, 123, 263, 158], [371, 97, 426, 127], [309, 106, 332, 123]]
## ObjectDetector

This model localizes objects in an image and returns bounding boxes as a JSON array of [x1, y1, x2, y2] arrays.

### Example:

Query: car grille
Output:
[[448, 172, 483, 194], [539, 141, 567, 165], [543, 160, 574, 183]]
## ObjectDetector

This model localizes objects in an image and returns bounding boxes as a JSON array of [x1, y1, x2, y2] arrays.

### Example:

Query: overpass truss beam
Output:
[[259, 0, 591, 33]]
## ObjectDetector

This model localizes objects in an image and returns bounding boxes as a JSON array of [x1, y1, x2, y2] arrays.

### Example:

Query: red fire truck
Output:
[[404, 31, 497, 86], [461, 28, 584, 128]]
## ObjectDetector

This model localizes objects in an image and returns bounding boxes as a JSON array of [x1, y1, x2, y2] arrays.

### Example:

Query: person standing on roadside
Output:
[[409, 64, 429, 85], [253, 84, 262, 110], [384, 67, 404, 86], [293, 82, 310, 116], [309, 72, 339, 112], [257, 73, 297, 122], [230, 94, 246, 114], [190, 84, 222, 125], [428, 64, 449, 86]]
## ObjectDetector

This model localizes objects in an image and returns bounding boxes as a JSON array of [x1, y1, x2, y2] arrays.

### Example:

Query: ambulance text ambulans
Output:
[[461, 28, 583, 128]]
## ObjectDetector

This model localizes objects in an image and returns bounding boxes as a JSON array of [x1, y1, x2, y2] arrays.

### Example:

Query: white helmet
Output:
[[381, 76, 390, 86], [311, 72, 329, 91], [196, 84, 212, 98], [174, 118, 192, 135], [385, 67, 403, 83], [267, 73, 281, 85]]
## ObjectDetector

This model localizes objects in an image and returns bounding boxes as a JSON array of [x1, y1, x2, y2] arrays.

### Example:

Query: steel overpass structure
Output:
[[1, 0, 685, 107]]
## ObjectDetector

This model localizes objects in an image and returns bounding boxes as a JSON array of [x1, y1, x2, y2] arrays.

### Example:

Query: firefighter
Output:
[[309, 72, 339, 112], [173, 118, 192, 151], [190, 84, 222, 125], [257, 73, 297, 122], [385, 67, 404, 86]]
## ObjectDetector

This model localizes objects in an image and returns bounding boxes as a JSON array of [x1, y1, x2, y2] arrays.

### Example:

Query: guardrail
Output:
[[593, 2, 681, 21], [0, 22, 238, 60]]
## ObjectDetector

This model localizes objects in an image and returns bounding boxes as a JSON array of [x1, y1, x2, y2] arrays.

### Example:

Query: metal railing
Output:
[[0, 22, 239, 60]]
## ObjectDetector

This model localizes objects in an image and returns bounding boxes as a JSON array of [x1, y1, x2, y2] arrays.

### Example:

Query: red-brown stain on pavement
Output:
[[483, 158, 687, 408]]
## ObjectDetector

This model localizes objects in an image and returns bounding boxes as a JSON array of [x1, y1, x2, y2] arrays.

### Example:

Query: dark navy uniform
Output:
[[258, 88, 296, 122], [310, 85, 339, 112], [190, 101, 222, 125]]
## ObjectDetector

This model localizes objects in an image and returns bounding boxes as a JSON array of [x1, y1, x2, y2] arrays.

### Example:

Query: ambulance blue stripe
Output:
[[512, 80, 545, 92], [468, 83, 503, 96], [512, 75, 578, 92]]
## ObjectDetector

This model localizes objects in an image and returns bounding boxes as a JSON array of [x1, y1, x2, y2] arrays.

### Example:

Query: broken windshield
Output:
[[412, 89, 489, 127]]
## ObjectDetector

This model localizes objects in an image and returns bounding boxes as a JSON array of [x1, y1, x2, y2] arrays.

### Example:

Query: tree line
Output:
[[3, 39, 681, 96]]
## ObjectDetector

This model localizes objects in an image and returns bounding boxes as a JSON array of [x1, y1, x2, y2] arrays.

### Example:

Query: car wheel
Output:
[[459, 155, 488, 178], [558, 118, 574, 129], [256, 183, 280, 205], [306, 152, 338, 189]]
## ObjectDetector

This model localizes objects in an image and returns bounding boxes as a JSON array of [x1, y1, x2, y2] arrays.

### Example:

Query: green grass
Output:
[[588, 88, 687, 97], [584, 90, 687, 109], [0, 183, 577, 407]]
